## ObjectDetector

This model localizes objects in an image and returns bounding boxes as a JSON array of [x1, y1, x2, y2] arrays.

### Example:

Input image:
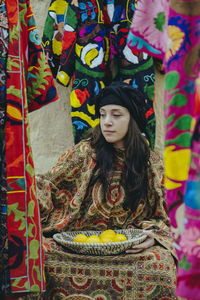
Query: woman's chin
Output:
[[104, 137, 116, 144]]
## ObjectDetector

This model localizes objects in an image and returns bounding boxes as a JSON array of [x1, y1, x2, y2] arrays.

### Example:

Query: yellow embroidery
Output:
[[164, 145, 191, 182], [164, 176, 182, 190], [71, 111, 99, 127], [87, 104, 95, 115], [76, 44, 83, 57], [52, 38, 62, 56], [7, 105, 22, 121], [85, 48, 99, 66], [70, 90, 81, 108], [57, 71, 70, 86], [99, 81, 105, 88], [166, 25, 185, 61]]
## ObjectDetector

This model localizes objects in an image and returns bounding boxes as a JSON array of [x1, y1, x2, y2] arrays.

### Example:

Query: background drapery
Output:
[[42, 0, 156, 147]]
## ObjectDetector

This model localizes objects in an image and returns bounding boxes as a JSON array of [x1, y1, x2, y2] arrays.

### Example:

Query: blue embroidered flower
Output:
[[79, 1, 97, 22], [94, 81, 99, 95], [29, 29, 41, 46], [183, 80, 195, 94], [132, 79, 138, 89], [73, 121, 88, 130]]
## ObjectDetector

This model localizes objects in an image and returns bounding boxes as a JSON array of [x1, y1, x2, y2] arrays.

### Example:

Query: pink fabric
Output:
[[127, 0, 200, 298], [127, 0, 169, 59]]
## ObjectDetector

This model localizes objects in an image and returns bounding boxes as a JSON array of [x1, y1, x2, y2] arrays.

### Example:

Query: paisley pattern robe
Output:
[[26, 139, 178, 299]]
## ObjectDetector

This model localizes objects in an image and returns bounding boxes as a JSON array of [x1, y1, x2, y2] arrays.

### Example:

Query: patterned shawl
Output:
[[36, 139, 176, 259]]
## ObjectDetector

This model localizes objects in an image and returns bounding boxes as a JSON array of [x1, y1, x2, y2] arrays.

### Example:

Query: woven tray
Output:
[[53, 228, 147, 255]]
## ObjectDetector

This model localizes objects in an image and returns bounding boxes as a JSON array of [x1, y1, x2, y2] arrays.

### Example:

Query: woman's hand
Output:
[[126, 230, 155, 254]]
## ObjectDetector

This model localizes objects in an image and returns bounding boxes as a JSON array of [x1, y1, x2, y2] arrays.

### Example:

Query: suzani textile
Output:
[[164, 3, 200, 299], [0, 0, 58, 295], [24, 243, 177, 300], [42, 0, 156, 148], [127, 0, 169, 60], [127, 0, 200, 299]]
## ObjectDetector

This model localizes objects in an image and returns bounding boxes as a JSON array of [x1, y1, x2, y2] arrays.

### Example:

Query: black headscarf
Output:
[[95, 81, 148, 135]]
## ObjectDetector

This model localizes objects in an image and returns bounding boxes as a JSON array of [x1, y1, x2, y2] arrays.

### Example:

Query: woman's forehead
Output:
[[100, 104, 127, 111]]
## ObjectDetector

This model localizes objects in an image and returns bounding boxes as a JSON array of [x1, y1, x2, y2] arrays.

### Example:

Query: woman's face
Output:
[[100, 104, 130, 149]]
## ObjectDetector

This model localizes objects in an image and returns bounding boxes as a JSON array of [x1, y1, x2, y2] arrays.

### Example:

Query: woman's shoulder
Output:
[[149, 149, 164, 166], [148, 150, 164, 182], [75, 138, 95, 154], [57, 138, 95, 163]]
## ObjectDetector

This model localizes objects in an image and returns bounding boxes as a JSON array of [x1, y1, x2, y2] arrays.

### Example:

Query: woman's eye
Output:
[[113, 114, 121, 117], [100, 113, 105, 117]]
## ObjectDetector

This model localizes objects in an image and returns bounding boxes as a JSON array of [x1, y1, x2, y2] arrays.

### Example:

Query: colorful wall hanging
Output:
[[0, 0, 58, 295], [43, 0, 156, 148], [127, 0, 200, 298]]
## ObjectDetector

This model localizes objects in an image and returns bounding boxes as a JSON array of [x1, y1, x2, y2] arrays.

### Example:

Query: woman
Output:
[[31, 82, 177, 299]]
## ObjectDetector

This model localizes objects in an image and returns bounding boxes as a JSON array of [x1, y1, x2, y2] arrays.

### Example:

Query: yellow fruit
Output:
[[100, 229, 116, 240], [100, 236, 114, 243], [113, 234, 127, 242], [102, 229, 116, 235], [73, 234, 88, 243], [86, 235, 101, 243]]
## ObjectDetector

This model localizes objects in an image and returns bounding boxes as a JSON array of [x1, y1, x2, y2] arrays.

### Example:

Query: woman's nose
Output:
[[104, 115, 112, 125]]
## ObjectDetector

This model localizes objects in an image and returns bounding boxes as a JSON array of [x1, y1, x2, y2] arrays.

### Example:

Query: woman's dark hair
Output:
[[88, 116, 150, 212]]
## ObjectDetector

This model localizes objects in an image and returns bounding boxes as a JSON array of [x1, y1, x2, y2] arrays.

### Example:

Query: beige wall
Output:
[[30, 0, 74, 174], [154, 71, 165, 156], [30, 0, 165, 174]]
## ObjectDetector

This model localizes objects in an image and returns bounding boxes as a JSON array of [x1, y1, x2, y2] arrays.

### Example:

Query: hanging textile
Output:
[[127, 0, 169, 61], [127, 0, 200, 299], [42, 0, 156, 148], [42, 0, 69, 77], [0, 0, 10, 294], [164, 3, 200, 298], [110, 0, 156, 148], [43, 0, 109, 143], [58, 0, 109, 143], [0, 0, 58, 295], [127, 0, 169, 75]]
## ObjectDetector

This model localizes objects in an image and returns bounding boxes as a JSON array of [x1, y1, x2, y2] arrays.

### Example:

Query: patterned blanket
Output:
[[23, 238, 177, 299]]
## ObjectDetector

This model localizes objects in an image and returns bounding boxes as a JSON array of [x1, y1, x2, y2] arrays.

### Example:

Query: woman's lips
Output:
[[104, 130, 114, 134]]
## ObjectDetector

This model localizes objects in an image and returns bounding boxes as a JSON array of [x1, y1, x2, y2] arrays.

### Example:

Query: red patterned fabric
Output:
[[0, 0, 58, 295]]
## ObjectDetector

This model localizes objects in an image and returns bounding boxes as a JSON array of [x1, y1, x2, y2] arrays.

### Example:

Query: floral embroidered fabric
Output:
[[42, 0, 156, 148], [127, 0, 200, 298], [0, 0, 10, 294], [0, 0, 58, 295], [127, 0, 169, 60]]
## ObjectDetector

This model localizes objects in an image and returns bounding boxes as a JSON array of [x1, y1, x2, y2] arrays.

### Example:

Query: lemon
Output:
[[113, 234, 127, 242], [100, 235, 114, 243], [73, 234, 88, 243], [100, 229, 116, 240], [86, 235, 101, 243]]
